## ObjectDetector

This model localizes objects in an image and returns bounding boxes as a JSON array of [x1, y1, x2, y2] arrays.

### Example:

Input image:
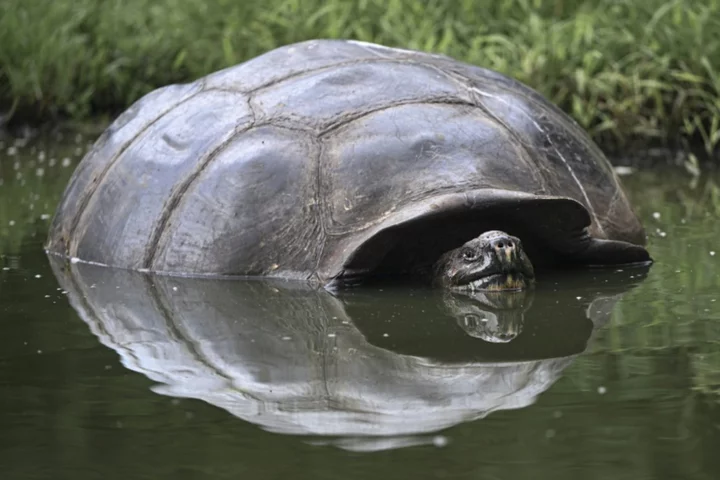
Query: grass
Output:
[[0, 0, 719, 155]]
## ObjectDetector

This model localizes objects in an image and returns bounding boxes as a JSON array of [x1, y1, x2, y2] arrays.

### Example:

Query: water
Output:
[[1, 135, 719, 479]]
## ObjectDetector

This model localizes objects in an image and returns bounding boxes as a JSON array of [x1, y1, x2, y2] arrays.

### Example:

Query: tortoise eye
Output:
[[462, 249, 478, 262]]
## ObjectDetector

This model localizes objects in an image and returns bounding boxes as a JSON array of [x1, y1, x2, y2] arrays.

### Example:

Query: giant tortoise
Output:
[[45, 39, 651, 291]]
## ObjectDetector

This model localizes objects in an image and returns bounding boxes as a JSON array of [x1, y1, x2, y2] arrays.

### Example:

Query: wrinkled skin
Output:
[[433, 231, 535, 291]]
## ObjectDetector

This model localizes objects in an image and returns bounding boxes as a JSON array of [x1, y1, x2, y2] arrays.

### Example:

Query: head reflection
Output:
[[445, 290, 531, 343], [49, 256, 648, 452]]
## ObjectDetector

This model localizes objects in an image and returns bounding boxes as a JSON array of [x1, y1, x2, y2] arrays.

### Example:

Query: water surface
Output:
[[1, 135, 719, 479]]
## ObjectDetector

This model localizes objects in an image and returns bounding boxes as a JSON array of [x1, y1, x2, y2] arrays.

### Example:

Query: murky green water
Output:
[[1, 134, 719, 479]]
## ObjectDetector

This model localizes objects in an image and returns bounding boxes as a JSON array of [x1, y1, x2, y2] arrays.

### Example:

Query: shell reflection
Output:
[[49, 257, 648, 452]]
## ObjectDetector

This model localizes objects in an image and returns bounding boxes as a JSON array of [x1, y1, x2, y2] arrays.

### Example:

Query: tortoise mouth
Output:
[[455, 272, 532, 292], [450, 246, 536, 292]]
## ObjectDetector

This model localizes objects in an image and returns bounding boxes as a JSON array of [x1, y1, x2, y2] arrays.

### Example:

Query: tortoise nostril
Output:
[[490, 235, 516, 251]]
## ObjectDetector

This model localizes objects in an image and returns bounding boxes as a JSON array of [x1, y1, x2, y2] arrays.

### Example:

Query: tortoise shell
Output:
[[46, 40, 649, 286]]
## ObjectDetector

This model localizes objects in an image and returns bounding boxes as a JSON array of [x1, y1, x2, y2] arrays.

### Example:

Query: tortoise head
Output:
[[433, 230, 535, 292]]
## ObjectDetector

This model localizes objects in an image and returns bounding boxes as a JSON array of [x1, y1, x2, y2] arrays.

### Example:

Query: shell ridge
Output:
[[469, 87, 605, 236], [67, 87, 205, 257], [319, 97, 476, 137], [323, 184, 503, 236], [463, 89, 551, 194], [144, 100, 258, 270], [426, 64, 559, 196], [230, 58, 428, 96], [312, 135, 329, 277]]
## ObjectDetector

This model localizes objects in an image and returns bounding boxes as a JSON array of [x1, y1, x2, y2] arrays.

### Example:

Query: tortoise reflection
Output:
[[49, 256, 648, 452], [445, 290, 532, 343]]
